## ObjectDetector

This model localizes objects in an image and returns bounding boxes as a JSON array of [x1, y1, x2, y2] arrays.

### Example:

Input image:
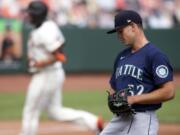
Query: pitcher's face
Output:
[[117, 24, 136, 46]]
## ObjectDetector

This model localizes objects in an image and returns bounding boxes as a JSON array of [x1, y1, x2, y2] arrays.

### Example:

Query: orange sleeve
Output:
[[55, 52, 66, 63]]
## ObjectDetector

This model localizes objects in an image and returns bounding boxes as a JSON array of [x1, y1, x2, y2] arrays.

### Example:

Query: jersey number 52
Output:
[[128, 84, 144, 96]]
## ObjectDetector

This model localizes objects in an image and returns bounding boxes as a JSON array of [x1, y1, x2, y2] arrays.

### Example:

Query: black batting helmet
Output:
[[26, 1, 48, 27]]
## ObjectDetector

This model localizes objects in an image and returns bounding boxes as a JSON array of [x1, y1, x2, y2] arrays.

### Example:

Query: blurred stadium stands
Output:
[[0, 0, 179, 29]]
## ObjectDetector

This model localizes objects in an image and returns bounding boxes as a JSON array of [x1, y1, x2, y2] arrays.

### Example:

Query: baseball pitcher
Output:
[[100, 10, 175, 135]]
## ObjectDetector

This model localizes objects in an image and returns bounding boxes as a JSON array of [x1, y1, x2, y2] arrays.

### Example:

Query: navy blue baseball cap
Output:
[[107, 10, 142, 34]]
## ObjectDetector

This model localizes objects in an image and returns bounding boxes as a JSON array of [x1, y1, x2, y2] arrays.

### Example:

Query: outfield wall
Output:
[[0, 24, 180, 73], [61, 28, 180, 72]]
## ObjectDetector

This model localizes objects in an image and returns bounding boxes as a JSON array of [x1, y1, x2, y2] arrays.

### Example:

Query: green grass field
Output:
[[0, 89, 179, 123]]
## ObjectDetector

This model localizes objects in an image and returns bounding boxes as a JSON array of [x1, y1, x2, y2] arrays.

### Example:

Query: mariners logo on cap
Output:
[[127, 19, 131, 23], [156, 65, 169, 78]]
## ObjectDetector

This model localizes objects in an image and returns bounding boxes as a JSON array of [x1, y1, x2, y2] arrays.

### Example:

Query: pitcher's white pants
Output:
[[20, 69, 98, 135], [100, 111, 159, 135]]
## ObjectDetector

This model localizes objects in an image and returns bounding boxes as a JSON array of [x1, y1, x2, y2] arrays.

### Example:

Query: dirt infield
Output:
[[0, 121, 180, 135], [0, 73, 180, 135], [0, 121, 94, 135], [0, 74, 110, 92], [0, 73, 180, 92]]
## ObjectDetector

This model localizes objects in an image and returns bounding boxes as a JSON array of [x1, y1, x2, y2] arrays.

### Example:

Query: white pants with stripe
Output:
[[20, 69, 98, 135], [100, 111, 159, 135]]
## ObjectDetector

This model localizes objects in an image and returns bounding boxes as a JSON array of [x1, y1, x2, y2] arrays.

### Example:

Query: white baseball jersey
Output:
[[20, 20, 101, 135], [28, 20, 65, 73]]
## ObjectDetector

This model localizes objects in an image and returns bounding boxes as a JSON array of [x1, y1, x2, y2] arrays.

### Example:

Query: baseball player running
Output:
[[19, 1, 103, 135], [100, 10, 175, 135]]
